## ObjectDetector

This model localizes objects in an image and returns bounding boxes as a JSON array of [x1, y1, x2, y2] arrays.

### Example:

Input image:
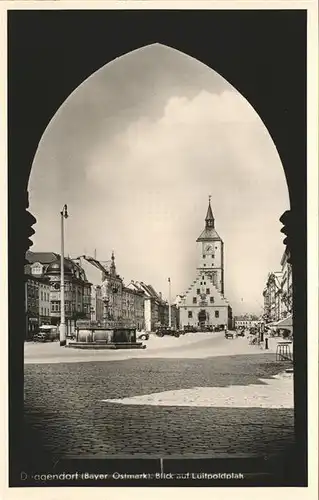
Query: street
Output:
[[23, 332, 294, 463]]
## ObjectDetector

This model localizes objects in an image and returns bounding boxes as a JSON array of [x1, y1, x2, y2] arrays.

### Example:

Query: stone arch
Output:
[[9, 14, 306, 480]]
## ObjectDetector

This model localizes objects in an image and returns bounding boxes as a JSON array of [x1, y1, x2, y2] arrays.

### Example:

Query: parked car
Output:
[[183, 325, 197, 333], [178, 329, 187, 335], [213, 325, 225, 332], [225, 331, 234, 339], [33, 325, 59, 342], [137, 331, 150, 341], [156, 326, 180, 338], [203, 326, 215, 332], [236, 328, 245, 337]]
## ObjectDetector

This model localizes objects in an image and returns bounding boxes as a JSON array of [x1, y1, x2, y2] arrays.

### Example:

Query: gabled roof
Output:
[[146, 284, 160, 298]]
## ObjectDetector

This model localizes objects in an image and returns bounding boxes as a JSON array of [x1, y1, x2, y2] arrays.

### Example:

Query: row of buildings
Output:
[[262, 248, 293, 323], [25, 251, 178, 339], [233, 314, 260, 330], [25, 198, 232, 337]]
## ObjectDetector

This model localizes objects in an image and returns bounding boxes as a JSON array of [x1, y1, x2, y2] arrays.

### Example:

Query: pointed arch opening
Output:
[[28, 43, 290, 317]]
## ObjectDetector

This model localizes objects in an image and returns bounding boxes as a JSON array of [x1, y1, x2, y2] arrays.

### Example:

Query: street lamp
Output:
[[168, 277, 172, 328], [59, 204, 69, 346]]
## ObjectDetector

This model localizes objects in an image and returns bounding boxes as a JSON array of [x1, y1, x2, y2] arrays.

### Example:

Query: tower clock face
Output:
[[204, 244, 213, 254]]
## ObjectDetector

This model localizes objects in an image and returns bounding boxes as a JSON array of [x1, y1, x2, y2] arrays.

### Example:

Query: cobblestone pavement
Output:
[[24, 334, 294, 461]]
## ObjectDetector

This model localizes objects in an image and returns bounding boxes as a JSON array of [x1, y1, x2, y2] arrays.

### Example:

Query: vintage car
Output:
[[224, 330, 234, 339], [155, 326, 180, 338], [136, 331, 150, 341], [33, 325, 59, 342], [183, 325, 198, 333]]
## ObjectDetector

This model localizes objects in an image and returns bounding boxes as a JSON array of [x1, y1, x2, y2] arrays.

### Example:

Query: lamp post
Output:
[[168, 277, 172, 328], [59, 204, 68, 346]]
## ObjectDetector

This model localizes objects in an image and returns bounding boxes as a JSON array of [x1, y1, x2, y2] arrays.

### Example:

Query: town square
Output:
[[9, 31, 307, 488]]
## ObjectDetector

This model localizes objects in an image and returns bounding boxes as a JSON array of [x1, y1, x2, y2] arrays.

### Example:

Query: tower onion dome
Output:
[[45, 259, 74, 275]]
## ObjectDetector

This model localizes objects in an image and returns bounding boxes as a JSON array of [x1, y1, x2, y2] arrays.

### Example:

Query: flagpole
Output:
[[168, 277, 172, 328]]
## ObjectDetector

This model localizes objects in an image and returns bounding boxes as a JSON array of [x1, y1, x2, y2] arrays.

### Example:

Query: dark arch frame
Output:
[[8, 9, 307, 486]]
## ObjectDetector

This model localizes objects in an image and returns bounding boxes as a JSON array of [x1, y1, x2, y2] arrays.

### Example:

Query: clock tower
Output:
[[196, 197, 224, 294], [178, 197, 232, 330]]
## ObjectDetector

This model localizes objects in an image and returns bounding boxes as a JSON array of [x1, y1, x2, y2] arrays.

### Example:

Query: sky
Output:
[[29, 44, 290, 315]]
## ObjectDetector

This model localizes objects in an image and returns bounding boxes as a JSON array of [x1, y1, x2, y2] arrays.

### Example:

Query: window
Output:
[[210, 297, 214, 303], [197, 289, 200, 295], [206, 288, 210, 295], [215, 311, 219, 318], [188, 311, 193, 318], [193, 297, 197, 304], [204, 282, 206, 285], [51, 301, 60, 313], [203, 255, 206, 259], [203, 264, 206, 267], [41, 291, 43, 301]]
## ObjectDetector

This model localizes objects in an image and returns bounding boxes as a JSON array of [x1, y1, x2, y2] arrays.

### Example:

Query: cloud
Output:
[[29, 77, 289, 314], [80, 89, 289, 312]]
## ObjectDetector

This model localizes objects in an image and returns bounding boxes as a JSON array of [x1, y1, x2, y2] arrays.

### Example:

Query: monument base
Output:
[[67, 341, 146, 350]]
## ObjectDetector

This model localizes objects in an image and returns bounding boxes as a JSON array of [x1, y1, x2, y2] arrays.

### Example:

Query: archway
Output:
[[198, 309, 207, 329], [8, 11, 307, 486], [28, 43, 290, 317]]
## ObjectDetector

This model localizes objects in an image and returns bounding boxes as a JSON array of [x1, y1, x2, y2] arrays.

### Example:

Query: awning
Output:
[[274, 315, 293, 330]]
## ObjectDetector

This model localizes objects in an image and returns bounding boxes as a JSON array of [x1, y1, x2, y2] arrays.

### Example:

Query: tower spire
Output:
[[205, 195, 214, 228], [110, 250, 116, 276]]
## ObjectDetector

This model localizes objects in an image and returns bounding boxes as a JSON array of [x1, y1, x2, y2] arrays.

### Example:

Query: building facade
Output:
[[45, 259, 92, 330], [234, 315, 259, 329], [127, 281, 178, 332], [179, 200, 232, 329], [38, 278, 51, 325], [280, 248, 293, 318], [100, 253, 145, 329], [262, 248, 293, 324], [26, 251, 92, 335], [24, 270, 40, 339]]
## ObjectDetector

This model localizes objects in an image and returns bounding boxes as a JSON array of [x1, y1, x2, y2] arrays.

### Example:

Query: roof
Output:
[[26, 251, 59, 264], [196, 227, 221, 242], [145, 284, 160, 298], [205, 201, 214, 223]]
